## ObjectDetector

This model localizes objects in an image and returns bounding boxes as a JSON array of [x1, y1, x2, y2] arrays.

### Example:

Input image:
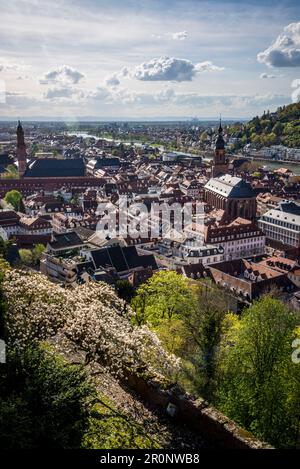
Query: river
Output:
[[68, 131, 300, 175]]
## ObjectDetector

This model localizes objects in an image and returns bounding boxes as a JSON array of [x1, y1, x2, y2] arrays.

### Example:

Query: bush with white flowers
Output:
[[3, 270, 180, 380]]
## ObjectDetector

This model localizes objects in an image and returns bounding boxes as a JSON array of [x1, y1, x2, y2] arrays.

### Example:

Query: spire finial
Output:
[[218, 114, 223, 134]]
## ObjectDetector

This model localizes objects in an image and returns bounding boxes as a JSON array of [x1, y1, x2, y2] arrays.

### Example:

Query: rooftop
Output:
[[204, 174, 254, 199]]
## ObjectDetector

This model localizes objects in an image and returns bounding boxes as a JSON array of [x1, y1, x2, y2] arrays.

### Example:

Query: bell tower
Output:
[[211, 118, 228, 177], [16, 120, 27, 177]]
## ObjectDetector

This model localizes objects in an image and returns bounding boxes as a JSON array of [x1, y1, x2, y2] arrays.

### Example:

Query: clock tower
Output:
[[211, 119, 228, 177]]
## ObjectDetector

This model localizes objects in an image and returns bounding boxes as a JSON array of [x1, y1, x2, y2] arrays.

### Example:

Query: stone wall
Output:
[[125, 373, 272, 449]]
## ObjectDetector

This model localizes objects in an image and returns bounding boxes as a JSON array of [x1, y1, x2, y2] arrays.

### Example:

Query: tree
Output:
[[2, 269, 179, 380], [0, 345, 93, 448], [0, 238, 13, 261], [19, 249, 34, 266], [217, 296, 300, 448], [131, 271, 192, 325], [4, 190, 23, 211], [115, 280, 135, 304], [181, 285, 229, 400], [33, 244, 45, 264], [2, 164, 19, 180]]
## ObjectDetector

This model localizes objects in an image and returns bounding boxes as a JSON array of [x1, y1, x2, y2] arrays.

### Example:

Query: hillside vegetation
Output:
[[229, 102, 300, 148]]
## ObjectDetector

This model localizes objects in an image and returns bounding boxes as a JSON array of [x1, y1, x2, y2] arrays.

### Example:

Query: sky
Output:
[[0, 0, 300, 120]]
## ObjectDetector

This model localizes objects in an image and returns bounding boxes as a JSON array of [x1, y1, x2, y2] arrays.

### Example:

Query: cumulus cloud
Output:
[[257, 22, 300, 67], [39, 65, 85, 85], [124, 56, 224, 82], [291, 79, 300, 103], [171, 31, 188, 41], [104, 74, 120, 87]]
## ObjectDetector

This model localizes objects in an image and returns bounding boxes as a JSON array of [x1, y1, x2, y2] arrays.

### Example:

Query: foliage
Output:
[[0, 238, 13, 262], [131, 270, 191, 325], [217, 296, 300, 448], [82, 397, 161, 449], [3, 190, 23, 211], [180, 285, 229, 400], [115, 279, 135, 304], [19, 244, 45, 267], [2, 164, 19, 180], [228, 102, 300, 148], [133, 275, 229, 398], [0, 344, 93, 449], [2, 269, 179, 380]]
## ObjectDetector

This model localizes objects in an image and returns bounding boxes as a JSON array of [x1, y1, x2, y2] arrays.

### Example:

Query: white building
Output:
[[258, 201, 300, 248]]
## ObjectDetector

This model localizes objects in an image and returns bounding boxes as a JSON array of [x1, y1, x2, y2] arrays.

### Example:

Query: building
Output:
[[41, 243, 158, 286], [204, 174, 257, 222], [0, 122, 105, 197], [0, 210, 20, 240], [209, 258, 294, 301], [0, 210, 52, 243], [211, 120, 229, 177], [258, 201, 300, 249], [256, 193, 283, 216], [46, 232, 86, 256], [24, 158, 85, 178], [18, 216, 52, 235], [86, 157, 120, 174], [16, 121, 27, 177], [40, 254, 93, 285], [204, 218, 265, 261]]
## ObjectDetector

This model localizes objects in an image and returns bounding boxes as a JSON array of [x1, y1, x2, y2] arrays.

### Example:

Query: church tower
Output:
[[16, 120, 27, 177], [211, 119, 228, 177]]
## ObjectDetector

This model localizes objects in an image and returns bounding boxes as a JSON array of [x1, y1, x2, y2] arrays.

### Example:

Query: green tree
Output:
[[131, 271, 191, 325], [181, 285, 229, 400], [0, 345, 93, 449], [19, 249, 34, 266], [2, 164, 19, 180], [217, 296, 300, 447], [4, 190, 23, 211], [33, 244, 45, 265], [115, 279, 135, 304], [0, 238, 13, 261]]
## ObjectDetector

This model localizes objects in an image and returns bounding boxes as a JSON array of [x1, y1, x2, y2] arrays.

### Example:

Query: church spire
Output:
[[211, 115, 228, 177], [218, 116, 223, 134], [16, 120, 27, 177]]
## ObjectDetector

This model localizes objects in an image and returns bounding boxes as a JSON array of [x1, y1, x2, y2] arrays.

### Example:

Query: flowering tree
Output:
[[2, 269, 180, 380]]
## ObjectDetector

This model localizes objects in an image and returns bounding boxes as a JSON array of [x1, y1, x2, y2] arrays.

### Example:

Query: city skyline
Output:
[[0, 0, 300, 119]]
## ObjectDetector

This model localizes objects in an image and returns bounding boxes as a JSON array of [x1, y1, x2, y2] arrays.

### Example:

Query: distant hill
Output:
[[228, 102, 300, 149]]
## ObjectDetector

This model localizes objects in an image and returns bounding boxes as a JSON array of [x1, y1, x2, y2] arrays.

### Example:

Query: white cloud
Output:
[[291, 79, 300, 103], [84, 83, 288, 111], [257, 22, 300, 67], [44, 87, 84, 100], [171, 31, 188, 41], [260, 73, 277, 79], [39, 65, 85, 85], [104, 74, 120, 87], [124, 56, 224, 82], [0, 60, 29, 72]]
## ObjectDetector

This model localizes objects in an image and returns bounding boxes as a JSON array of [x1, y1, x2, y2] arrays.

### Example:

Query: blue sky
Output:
[[0, 0, 300, 119]]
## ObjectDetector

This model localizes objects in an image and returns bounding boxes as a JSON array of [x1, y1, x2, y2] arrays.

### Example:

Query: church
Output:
[[204, 121, 256, 222], [16, 121, 85, 178], [0, 122, 104, 197]]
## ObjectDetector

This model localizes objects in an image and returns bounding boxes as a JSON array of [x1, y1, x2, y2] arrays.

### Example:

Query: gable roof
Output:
[[90, 245, 158, 273], [24, 158, 85, 178], [48, 232, 85, 250], [204, 174, 254, 198]]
